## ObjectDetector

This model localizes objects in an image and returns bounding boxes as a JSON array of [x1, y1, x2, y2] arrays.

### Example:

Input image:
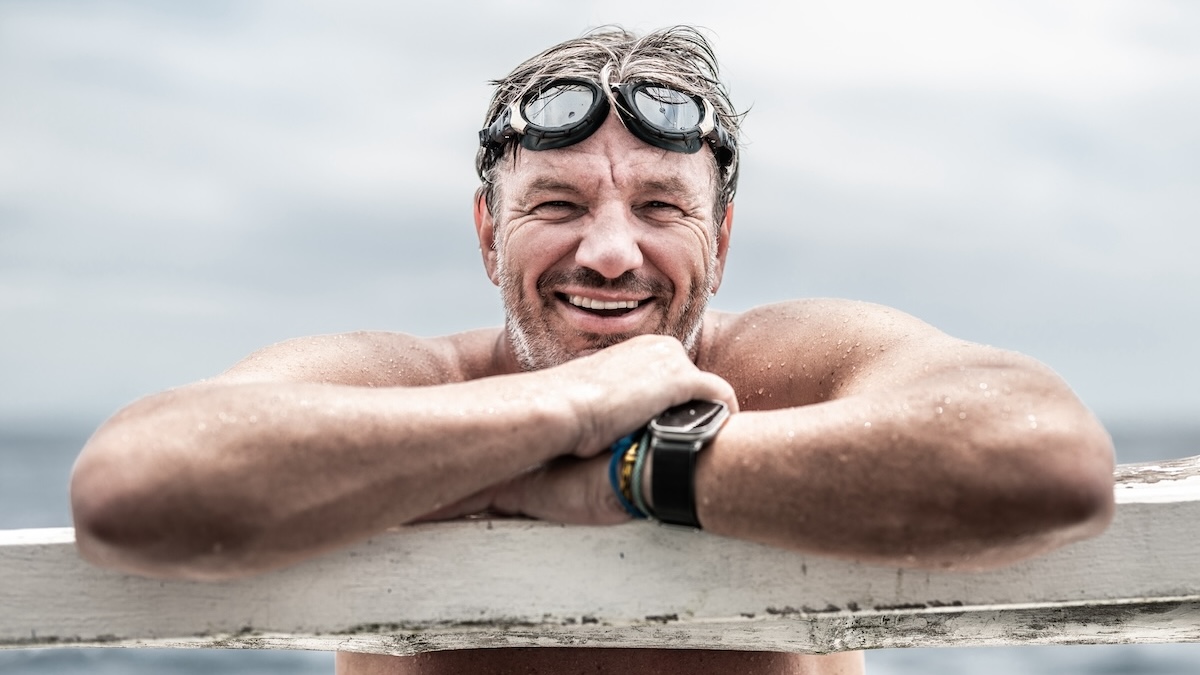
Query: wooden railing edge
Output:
[[2, 457, 1198, 654]]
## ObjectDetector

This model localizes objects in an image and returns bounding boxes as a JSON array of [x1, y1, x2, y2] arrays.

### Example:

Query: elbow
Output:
[[984, 428, 1117, 565], [1040, 419, 1117, 543], [943, 425, 1115, 571], [70, 447, 179, 579], [70, 438, 256, 582], [1039, 452, 1116, 545]]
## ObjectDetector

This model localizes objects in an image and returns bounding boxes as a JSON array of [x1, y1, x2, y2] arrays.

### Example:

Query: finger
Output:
[[692, 371, 740, 414]]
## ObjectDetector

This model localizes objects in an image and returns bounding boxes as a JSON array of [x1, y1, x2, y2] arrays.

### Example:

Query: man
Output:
[[70, 26, 1116, 675]]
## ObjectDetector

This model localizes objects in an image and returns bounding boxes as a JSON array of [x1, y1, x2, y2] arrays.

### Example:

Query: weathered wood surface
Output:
[[1, 457, 1197, 655]]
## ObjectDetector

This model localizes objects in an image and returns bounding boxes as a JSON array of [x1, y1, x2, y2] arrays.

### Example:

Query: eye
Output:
[[533, 201, 582, 218], [640, 200, 684, 217]]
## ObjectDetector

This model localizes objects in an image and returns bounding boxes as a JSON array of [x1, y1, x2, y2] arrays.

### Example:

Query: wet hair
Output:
[[476, 25, 743, 224]]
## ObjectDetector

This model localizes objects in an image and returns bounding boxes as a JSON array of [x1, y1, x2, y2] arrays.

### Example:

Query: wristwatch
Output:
[[647, 399, 730, 528]]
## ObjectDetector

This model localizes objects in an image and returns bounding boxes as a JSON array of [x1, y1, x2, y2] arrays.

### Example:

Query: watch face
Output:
[[653, 399, 728, 433]]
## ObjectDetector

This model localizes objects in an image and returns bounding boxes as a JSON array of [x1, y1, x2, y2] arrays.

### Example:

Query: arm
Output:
[[70, 331, 735, 580], [493, 301, 1114, 570], [696, 309, 1113, 566], [698, 301, 1115, 569]]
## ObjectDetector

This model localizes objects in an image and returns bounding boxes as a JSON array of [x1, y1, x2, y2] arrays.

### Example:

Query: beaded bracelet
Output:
[[630, 427, 653, 519], [608, 432, 647, 519]]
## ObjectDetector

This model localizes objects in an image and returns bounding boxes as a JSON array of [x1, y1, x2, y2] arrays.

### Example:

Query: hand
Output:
[[410, 454, 628, 526], [490, 454, 630, 525], [552, 335, 738, 458]]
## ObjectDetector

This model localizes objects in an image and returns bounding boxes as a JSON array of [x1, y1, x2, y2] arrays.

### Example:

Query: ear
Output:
[[474, 189, 501, 286], [710, 202, 734, 294]]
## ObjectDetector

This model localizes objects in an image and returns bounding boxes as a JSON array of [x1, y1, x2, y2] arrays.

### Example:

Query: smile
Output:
[[567, 295, 640, 311], [556, 293, 650, 318]]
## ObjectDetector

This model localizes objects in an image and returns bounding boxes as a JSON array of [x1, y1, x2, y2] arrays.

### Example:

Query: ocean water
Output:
[[0, 421, 1196, 674]]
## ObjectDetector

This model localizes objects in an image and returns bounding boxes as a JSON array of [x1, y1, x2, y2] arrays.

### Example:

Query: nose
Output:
[[574, 204, 644, 280]]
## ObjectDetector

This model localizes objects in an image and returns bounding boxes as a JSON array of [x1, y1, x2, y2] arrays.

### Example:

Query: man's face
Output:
[[475, 114, 732, 371]]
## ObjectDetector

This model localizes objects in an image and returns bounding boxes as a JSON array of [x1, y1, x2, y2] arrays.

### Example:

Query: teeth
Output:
[[568, 295, 640, 310]]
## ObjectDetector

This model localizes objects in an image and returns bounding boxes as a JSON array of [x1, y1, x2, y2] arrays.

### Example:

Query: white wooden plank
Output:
[[2, 457, 1197, 654]]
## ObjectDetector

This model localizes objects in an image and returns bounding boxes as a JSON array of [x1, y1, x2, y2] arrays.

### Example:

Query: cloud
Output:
[[1, 0, 1198, 425]]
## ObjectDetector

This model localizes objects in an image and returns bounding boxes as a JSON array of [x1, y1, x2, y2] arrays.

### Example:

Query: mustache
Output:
[[537, 268, 671, 297]]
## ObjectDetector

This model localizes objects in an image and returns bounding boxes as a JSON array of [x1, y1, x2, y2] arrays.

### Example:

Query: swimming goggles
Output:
[[479, 78, 735, 169]]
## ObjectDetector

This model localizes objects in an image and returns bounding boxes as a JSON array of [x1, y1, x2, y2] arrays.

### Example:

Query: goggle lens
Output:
[[631, 86, 702, 132], [524, 84, 596, 129]]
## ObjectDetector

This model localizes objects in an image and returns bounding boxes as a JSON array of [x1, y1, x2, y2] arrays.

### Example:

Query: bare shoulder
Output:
[[700, 299, 1016, 409], [213, 327, 506, 388]]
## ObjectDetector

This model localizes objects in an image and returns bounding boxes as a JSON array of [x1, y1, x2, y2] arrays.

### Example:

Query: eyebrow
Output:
[[524, 177, 583, 196], [639, 176, 695, 197]]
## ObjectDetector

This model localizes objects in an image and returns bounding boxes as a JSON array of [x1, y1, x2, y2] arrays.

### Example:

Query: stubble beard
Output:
[[498, 253, 717, 372]]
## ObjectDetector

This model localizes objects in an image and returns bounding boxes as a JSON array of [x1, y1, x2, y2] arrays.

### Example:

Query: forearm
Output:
[[71, 375, 577, 579], [695, 363, 1116, 569]]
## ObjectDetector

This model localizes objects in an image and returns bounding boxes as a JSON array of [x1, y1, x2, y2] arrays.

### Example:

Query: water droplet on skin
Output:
[[979, 383, 988, 390], [248, 415, 258, 424], [936, 407, 944, 414], [786, 431, 795, 439], [958, 412, 967, 420], [197, 422, 207, 431], [944, 397, 952, 404], [756, 388, 765, 395], [863, 422, 872, 428]]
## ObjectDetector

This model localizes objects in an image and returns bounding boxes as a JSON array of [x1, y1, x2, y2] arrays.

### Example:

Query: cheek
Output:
[[648, 231, 713, 282], [500, 227, 577, 283]]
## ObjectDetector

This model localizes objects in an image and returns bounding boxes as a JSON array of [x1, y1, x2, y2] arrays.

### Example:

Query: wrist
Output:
[[643, 400, 730, 529]]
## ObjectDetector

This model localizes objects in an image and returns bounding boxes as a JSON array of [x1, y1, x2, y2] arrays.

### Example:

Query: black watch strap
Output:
[[649, 436, 702, 528]]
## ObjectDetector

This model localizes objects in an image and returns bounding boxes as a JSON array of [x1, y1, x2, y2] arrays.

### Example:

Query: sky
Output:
[[2, 0, 1198, 430]]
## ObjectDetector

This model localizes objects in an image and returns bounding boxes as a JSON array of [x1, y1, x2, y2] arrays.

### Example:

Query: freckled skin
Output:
[[71, 106, 1115, 675]]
